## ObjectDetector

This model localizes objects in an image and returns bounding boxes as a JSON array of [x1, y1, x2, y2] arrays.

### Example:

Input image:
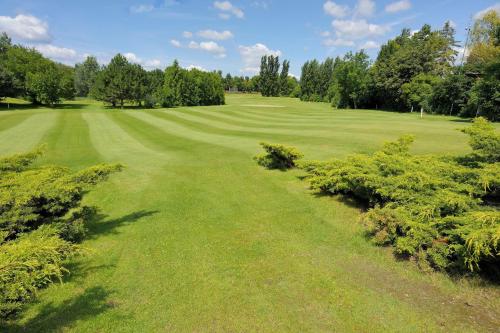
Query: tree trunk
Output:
[[449, 103, 454, 116], [411, 105, 414, 113]]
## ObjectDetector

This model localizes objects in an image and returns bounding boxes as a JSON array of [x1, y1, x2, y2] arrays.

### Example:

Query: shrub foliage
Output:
[[254, 142, 303, 169], [0, 148, 122, 319], [299, 118, 499, 275]]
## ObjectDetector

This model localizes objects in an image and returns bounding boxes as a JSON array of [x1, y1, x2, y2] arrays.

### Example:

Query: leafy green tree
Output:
[[465, 60, 500, 121], [401, 73, 441, 112], [91, 54, 134, 107], [279, 60, 290, 95], [25, 62, 64, 106], [74, 56, 100, 97], [333, 51, 371, 109], [429, 70, 473, 115], [259, 55, 282, 97]]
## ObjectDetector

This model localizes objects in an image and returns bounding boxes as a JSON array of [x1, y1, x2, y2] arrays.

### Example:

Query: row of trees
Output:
[[0, 33, 75, 106], [0, 34, 225, 108], [297, 11, 499, 121], [79, 55, 225, 108]]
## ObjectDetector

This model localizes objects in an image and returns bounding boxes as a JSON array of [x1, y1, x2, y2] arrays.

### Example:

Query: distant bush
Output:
[[299, 118, 500, 275], [254, 142, 303, 170], [0, 148, 122, 319]]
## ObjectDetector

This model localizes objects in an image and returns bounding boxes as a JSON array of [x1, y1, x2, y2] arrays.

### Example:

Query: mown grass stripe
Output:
[[0, 111, 58, 155]]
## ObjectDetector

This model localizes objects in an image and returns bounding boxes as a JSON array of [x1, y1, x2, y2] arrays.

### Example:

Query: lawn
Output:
[[1, 94, 499, 332]]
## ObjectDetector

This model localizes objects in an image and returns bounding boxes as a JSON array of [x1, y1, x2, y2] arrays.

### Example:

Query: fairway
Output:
[[1, 95, 499, 332]]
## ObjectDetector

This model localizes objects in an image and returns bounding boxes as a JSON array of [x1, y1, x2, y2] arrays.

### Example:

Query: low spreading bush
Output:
[[299, 118, 499, 275], [0, 148, 122, 319], [254, 142, 303, 169]]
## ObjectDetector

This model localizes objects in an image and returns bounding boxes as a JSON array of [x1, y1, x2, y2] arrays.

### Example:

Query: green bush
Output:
[[299, 118, 500, 275], [0, 148, 122, 319], [0, 226, 77, 318], [254, 142, 303, 169]]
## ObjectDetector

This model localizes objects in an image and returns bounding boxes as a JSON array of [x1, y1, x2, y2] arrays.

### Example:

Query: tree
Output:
[[333, 51, 371, 109], [259, 55, 282, 97], [25, 62, 64, 106], [91, 54, 135, 107], [429, 70, 472, 115], [74, 56, 100, 97], [279, 60, 290, 95], [371, 24, 458, 110], [468, 10, 500, 67], [401, 73, 440, 112]]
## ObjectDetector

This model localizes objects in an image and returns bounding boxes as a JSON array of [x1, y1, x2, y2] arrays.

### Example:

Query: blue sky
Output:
[[0, 1, 499, 76]]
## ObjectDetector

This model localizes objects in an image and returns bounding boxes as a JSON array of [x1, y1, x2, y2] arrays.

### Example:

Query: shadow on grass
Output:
[[3, 286, 117, 332], [0, 209, 157, 331], [0, 102, 89, 111], [86, 209, 159, 239]]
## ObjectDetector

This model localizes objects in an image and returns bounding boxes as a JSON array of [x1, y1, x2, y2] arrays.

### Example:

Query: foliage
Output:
[[332, 51, 370, 109], [160, 61, 225, 107], [74, 56, 100, 97], [0, 226, 77, 318], [0, 34, 75, 105], [0, 148, 121, 318], [401, 73, 441, 111], [254, 142, 303, 169], [259, 55, 281, 97], [299, 118, 500, 274]]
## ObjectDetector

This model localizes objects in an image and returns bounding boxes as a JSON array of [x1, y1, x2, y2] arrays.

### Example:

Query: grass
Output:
[[1, 94, 499, 332]]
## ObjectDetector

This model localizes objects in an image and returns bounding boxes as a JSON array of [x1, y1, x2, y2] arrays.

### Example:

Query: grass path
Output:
[[0, 95, 498, 332]]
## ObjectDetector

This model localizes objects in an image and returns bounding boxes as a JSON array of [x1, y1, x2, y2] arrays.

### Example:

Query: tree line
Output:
[[296, 11, 499, 121], [0, 35, 225, 108]]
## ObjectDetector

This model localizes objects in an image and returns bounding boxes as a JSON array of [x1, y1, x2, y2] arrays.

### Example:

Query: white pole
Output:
[[420, 107, 423, 119]]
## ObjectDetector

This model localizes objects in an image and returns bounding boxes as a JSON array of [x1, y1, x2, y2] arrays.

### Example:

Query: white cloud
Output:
[[323, 1, 349, 18], [124, 52, 142, 63], [320, 31, 331, 37], [238, 43, 281, 73], [323, 38, 355, 47], [189, 41, 226, 58], [197, 29, 234, 40], [185, 64, 207, 71], [214, 1, 244, 19], [144, 59, 162, 69], [332, 19, 390, 39], [35, 44, 79, 61], [0, 14, 50, 42], [170, 39, 181, 47], [359, 40, 379, 49], [385, 0, 411, 13], [474, 4, 500, 20], [182, 31, 193, 38], [355, 0, 376, 17], [123, 52, 162, 69], [130, 4, 154, 13]]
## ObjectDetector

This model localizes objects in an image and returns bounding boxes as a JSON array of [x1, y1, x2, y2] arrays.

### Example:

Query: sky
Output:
[[0, 0, 499, 77]]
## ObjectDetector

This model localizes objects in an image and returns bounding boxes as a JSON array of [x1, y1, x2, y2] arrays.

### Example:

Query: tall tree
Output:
[[279, 60, 290, 95], [74, 56, 100, 97], [91, 54, 134, 107]]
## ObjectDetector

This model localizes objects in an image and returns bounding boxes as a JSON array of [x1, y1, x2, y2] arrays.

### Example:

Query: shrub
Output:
[[0, 226, 77, 318], [300, 118, 500, 275], [254, 142, 303, 169], [0, 148, 122, 319]]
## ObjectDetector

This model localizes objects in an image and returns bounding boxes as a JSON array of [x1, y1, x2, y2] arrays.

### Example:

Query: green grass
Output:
[[1, 94, 499, 332]]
